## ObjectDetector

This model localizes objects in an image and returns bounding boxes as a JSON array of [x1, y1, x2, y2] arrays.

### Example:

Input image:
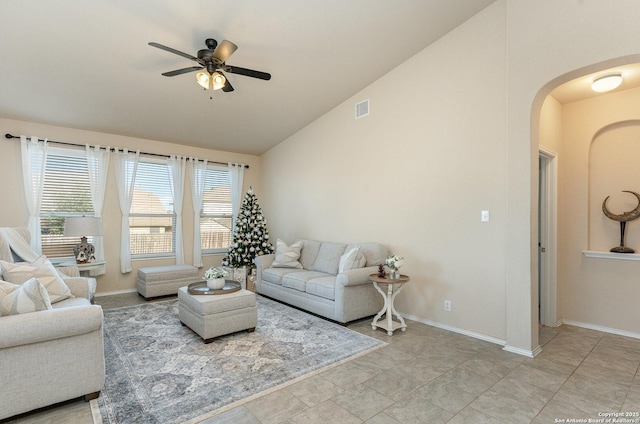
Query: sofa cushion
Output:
[[345, 243, 388, 267], [0, 278, 52, 316], [339, 246, 366, 273], [282, 271, 330, 292], [262, 267, 301, 285], [306, 276, 337, 300], [272, 239, 303, 269], [312, 242, 347, 275], [295, 239, 322, 270], [0, 256, 72, 304]]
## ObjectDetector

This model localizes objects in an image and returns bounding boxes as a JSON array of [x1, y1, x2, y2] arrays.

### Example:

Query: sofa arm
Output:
[[0, 305, 103, 349], [255, 254, 275, 270], [336, 266, 378, 287], [62, 277, 96, 301], [254, 254, 275, 291]]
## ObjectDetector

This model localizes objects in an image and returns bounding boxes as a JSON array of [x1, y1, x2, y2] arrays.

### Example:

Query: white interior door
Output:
[[538, 148, 558, 327]]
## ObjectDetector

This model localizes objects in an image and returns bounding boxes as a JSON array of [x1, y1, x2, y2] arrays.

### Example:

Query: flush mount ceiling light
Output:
[[591, 73, 623, 92]]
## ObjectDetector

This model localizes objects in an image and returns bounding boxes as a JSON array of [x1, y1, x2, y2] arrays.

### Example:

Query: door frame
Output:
[[538, 147, 558, 327]]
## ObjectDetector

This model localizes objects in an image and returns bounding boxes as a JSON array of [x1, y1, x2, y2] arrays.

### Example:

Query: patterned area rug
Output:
[[91, 296, 385, 424]]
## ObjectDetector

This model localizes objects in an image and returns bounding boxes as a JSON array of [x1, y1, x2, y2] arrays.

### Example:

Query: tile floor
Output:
[[4, 292, 640, 424]]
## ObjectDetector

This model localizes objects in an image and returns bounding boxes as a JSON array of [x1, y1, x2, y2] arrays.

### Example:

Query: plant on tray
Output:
[[204, 266, 228, 290]]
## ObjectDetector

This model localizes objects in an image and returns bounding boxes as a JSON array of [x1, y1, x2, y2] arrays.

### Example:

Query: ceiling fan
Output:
[[149, 38, 271, 93]]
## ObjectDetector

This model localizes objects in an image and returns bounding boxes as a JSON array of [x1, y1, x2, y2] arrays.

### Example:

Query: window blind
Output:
[[40, 150, 94, 258], [130, 160, 175, 256], [201, 167, 232, 251]]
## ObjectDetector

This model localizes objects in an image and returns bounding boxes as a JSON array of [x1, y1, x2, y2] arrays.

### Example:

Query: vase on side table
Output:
[[207, 278, 225, 290]]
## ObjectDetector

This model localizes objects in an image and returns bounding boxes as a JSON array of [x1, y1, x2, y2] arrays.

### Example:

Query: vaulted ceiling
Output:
[[0, 1, 496, 155]]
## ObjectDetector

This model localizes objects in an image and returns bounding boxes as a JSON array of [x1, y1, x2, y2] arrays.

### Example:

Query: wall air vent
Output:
[[355, 99, 369, 119]]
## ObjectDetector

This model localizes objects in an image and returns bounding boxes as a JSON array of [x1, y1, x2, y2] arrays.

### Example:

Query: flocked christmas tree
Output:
[[222, 187, 274, 268]]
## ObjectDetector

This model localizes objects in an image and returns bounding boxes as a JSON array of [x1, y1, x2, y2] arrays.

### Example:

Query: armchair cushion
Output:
[[0, 278, 52, 316], [0, 256, 72, 304]]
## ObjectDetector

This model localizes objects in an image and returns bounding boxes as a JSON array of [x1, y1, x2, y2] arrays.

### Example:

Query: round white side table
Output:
[[368, 273, 410, 336]]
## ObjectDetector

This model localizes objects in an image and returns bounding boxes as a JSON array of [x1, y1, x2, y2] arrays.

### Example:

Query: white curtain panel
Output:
[[20, 136, 48, 253], [85, 145, 110, 262], [113, 149, 139, 273], [228, 163, 245, 232], [188, 158, 207, 267], [168, 155, 186, 265]]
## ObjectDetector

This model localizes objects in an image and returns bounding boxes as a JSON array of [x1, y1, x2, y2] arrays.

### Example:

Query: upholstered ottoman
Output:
[[137, 265, 199, 298], [178, 286, 257, 343]]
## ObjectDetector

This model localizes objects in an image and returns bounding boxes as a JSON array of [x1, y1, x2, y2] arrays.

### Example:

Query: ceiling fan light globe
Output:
[[196, 72, 210, 89], [211, 72, 226, 90]]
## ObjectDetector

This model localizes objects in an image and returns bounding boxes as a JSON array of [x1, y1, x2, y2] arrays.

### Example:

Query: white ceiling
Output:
[[0, 0, 496, 155]]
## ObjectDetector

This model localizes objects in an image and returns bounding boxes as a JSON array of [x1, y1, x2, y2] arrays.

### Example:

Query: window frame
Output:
[[38, 146, 95, 260], [129, 157, 176, 259]]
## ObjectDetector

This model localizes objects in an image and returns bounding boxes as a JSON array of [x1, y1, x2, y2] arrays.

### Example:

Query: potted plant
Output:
[[204, 266, 228, 289]]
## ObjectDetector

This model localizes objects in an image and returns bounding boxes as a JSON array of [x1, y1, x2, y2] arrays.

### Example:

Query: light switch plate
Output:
[[481, 210, 490, 222]]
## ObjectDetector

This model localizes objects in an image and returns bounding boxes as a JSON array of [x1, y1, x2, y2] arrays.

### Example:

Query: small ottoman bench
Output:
[[178, 286, 257, 343], [137, 265, 199, 298]]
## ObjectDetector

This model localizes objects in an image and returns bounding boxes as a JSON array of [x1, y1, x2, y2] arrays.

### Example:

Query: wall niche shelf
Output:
[[582, 250, 640, 261]]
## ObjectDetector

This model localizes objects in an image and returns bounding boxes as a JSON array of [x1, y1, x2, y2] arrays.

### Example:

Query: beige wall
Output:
[[262, 0, 640, 352], [539, 96, 562, 155], [506, 0, 640, 351], [556, 87, 640, 335], [0, 117, 261, 294], [262, 3, 509, 342]]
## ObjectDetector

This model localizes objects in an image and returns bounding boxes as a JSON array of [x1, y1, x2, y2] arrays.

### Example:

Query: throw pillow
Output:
[[271, 239, 303, 269], [0, 256, 72, 303], [0, 278, 52, 316], [338, 246, 366, 273]]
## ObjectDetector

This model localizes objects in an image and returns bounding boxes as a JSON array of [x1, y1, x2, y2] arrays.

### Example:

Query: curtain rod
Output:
[[4, 133, 249, 169]]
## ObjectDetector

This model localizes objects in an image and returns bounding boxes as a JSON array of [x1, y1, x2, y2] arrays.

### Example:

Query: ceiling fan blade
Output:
[[149, 42, 198, 61], [161, 66, 203, 77], [213, 40, 238, 63], [224, 65, 271, 80], [222, 79, 234, 92]]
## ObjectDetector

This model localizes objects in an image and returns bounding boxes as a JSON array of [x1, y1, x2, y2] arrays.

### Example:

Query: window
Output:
[[40, 148, 94, 258], [129, 160, 175, 257], [201, 166, 232, 252]]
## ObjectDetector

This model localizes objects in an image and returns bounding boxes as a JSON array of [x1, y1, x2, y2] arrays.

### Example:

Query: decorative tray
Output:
[[187, 280, 241, 295]]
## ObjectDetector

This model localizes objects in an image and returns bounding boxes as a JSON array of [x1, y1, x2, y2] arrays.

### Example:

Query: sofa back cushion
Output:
[[294, 239, 321, 270], [345, 243, 388, 267], [312, 242, 347, 275]]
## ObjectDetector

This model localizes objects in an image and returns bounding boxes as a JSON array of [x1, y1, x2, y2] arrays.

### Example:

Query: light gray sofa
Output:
[[0, 227, 105, 420], [254, 239, 387, 324]]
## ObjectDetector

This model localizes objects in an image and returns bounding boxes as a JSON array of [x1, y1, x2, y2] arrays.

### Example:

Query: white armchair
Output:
[[0, 227, 105, 420]]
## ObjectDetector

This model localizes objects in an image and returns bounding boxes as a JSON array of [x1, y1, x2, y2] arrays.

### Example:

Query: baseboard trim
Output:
[[94, 288, 138, 298], [401, 313, 506, 347], [503, 344, 541, 358], [562, 319, 640, 340]]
